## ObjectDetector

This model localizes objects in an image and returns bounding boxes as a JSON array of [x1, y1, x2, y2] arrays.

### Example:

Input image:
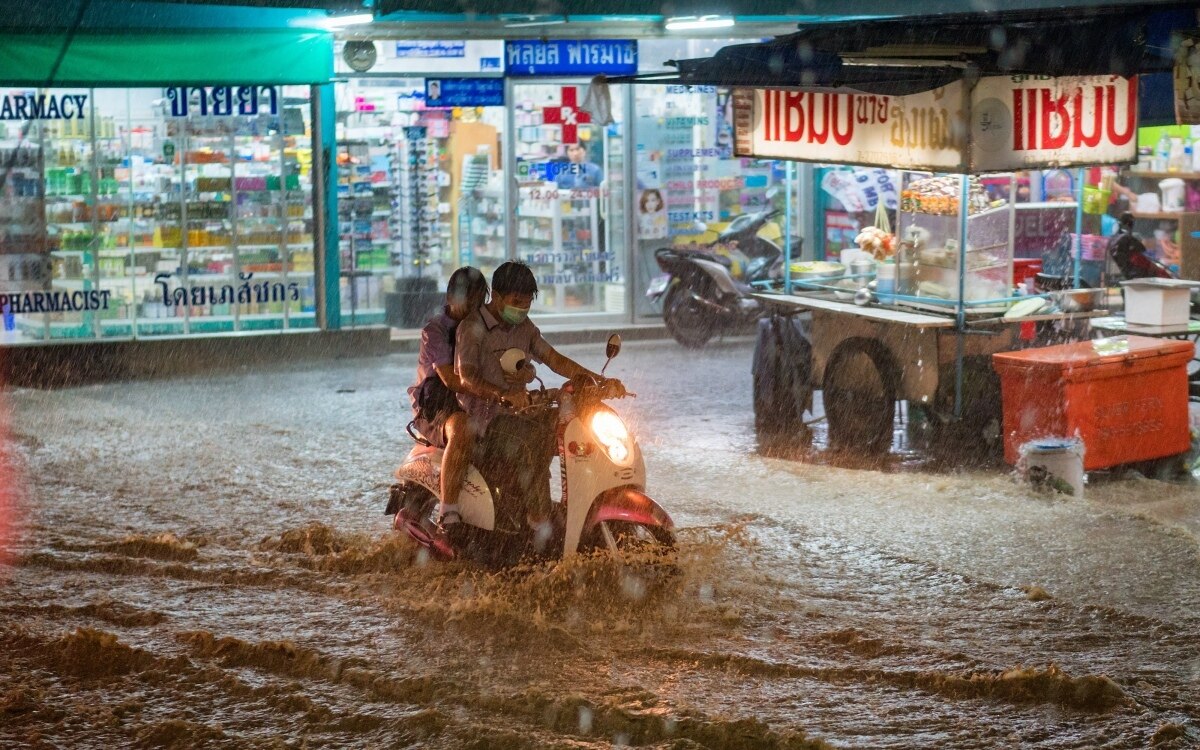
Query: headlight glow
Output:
[[590, 410, 630, 462]]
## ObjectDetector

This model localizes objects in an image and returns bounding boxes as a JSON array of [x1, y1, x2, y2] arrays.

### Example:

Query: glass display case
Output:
[[1, 86, 315, 343], [895, 172, 1015, 310]]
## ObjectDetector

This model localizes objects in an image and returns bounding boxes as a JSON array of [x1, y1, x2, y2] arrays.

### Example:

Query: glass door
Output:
[[509, 80, 626, 318]]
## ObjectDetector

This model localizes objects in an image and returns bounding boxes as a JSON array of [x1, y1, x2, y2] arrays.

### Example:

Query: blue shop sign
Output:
[[505, 40, 637, 76], [425, 78, 504, 108], [395, 40, 466, 58]]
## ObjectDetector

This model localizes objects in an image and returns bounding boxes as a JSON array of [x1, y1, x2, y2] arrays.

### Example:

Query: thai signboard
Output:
[[733, 75, 1137, 173], [970, 75, 1138, 172]]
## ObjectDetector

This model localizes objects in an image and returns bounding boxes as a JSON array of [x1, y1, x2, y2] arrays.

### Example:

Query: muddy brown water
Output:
[[1, 340, 1198, 748]]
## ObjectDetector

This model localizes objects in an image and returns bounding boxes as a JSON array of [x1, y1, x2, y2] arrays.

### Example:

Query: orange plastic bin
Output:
[[992, 336, 1193, 470]]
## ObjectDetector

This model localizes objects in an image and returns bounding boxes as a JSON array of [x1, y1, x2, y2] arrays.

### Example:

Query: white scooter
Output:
[[387, 334, 675, 565]]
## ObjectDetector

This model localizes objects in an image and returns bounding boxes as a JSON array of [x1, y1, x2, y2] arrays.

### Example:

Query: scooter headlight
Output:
[[590, 410, 630, 463]]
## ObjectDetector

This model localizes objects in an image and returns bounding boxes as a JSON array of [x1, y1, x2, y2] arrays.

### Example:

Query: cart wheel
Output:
[[753, 318, 813, 444], [822, 338, 898, 455]]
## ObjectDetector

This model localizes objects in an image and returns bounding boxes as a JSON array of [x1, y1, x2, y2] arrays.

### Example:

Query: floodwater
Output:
[[1, 339, 1198, 749]]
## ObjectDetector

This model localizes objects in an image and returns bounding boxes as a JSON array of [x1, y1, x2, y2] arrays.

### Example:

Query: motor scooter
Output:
[[388, 335, 674, 565], [647, 206, 801, 348]]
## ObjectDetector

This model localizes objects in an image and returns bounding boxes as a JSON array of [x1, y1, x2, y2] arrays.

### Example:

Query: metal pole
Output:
[[954, 171, 968, 419], [1073, 168, 1084, 288], [311, 83, 340, 330], [784, 161, 794, 294]]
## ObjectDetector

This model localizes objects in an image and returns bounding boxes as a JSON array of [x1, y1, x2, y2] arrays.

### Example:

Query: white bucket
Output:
[[1019, 438, 1085, 497]]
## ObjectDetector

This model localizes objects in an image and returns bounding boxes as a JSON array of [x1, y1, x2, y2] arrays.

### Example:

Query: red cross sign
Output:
[[542, 86, 590, 144]]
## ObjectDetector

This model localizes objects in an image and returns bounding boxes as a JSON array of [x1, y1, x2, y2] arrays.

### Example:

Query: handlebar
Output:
[[507, 377, 633, 415]]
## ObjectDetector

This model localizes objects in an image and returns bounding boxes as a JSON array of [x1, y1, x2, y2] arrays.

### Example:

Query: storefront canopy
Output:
[[0, 1, 334, 86], [612, 5, 1195, 124], [0, 30, 333, 86]]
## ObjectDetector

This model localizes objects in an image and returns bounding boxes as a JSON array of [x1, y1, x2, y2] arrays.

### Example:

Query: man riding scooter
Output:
[[455, 261, 625, 551]]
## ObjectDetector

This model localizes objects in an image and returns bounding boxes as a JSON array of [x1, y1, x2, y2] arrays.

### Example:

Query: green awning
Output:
[[0, 30, 333, 87]]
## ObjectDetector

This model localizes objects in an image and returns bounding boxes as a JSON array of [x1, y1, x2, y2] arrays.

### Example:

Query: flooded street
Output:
[[2, 338, 1199, 749]]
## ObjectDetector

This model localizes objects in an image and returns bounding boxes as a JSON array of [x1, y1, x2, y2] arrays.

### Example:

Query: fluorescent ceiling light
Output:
[[665, 15, 735, 31], [502, 14, 567, 28], [320, 12, 374, 29]]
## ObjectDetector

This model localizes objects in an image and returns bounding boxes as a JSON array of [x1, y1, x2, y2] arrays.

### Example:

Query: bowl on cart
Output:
[[790, 262, 847, 290]]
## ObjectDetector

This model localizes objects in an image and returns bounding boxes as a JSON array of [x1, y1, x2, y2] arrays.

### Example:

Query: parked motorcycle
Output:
[[388, 335, 675, 566], [647, 207, 801, 348]]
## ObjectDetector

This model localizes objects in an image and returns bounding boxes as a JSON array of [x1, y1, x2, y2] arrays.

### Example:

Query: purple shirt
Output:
[[455, 304, 554, 429], [408, 310, 455, 418]]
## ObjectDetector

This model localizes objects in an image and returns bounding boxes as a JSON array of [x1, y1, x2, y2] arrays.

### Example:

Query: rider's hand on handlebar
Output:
[[501, 388, 531, 410], [599, 377, 629, 399]]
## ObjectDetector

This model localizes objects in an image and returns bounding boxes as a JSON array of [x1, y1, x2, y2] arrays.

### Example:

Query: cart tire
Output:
[[663, 278, 718, 348], [753, 316, 813, 443], [823, 338, 898, 455]]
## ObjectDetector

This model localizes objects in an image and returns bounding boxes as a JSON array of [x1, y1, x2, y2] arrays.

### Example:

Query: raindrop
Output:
[[415, 548, 429, 567], [663, 717, 677, 735], [578, 705, 593, 733], [613, 732, 631, 747], [989, 26, 1006, 50], [699, 582, 714, 602]]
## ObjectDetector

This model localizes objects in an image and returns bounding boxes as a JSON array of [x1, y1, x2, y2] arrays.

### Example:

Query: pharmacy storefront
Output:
[[0, 31, 334, 345], [333, 36, 797, 328]]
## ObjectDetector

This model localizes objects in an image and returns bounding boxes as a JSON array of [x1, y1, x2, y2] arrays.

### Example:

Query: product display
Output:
[[895, 172, 1015, 308], [1, 87, 315, 342], [334, 81, 504, 326]]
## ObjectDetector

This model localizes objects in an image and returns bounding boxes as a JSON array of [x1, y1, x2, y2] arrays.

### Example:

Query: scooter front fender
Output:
[[581, 487, 674, 543]]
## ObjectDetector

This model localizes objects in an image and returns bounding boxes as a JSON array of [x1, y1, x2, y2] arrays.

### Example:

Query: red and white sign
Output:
[[544, 86, 590, 143], [733, 75, 1138, 173], [970, 75, 1137, 171], [733, 83, 967, 171]]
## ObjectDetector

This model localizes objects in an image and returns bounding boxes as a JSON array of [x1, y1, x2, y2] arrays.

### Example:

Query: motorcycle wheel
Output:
[[663, 279, 717, 348], [588, 520, 675, 556]]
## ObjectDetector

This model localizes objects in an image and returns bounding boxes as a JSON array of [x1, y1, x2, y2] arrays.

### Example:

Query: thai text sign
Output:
[[970, 75, 1137, 171], [734, 75, 1138, 173], [424, 78, 504, 108], [505, 40, 637, 76], [164, 86, 279, 118], [733, 83, 967, 171]]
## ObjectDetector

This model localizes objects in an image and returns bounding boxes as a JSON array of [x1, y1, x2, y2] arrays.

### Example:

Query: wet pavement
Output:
[[1, 338, 1198, 749]]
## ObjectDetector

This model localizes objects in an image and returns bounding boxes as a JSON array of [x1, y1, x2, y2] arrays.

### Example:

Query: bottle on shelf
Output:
[[1168, 137, 1188, 173], [1154, 132, 1171, 173]]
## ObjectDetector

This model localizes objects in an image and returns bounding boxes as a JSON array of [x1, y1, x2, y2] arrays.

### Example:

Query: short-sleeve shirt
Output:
[[407, 310, 455, 419], [455, 304, 554, 428]]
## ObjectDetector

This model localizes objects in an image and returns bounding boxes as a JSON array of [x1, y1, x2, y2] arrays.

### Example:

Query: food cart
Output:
[[735, 74, 1139, 457]]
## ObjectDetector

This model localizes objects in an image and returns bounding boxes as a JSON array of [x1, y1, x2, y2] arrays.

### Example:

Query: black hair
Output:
[[1118, 211, 1134, 230], [446, 266, 488, 306], [491, 261, 539, 298]]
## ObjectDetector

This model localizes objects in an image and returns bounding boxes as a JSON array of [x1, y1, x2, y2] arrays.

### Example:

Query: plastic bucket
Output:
[[1019, 438, 1085, 497]]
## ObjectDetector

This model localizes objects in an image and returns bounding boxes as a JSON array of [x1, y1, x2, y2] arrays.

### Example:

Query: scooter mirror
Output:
[[605, 333, 622, 360]]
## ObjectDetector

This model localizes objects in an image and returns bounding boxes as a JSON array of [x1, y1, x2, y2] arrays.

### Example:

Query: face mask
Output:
[[500, 305, 529, 325]]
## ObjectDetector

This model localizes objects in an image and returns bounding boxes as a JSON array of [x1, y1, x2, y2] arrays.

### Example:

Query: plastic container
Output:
[[1120, 278, 1200, 326], [1012, 258, 1043, 286], [992, 336, 1193, 469], [875, 262, 896, 296], [1082, 187, 1111, 214], [1159, 177, 1186, 211], [1018, 438, 1085, 497]]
